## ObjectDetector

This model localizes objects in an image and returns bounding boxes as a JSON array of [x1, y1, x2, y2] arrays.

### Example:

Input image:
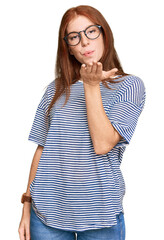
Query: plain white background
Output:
[[0, 0, 164, 239]]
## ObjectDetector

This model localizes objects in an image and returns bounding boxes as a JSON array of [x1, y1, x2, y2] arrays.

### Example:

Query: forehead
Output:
[[67, 15, 95, 33]]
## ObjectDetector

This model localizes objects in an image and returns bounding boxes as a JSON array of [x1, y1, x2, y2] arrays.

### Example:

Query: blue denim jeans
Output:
[[30, 206, 125, 240]]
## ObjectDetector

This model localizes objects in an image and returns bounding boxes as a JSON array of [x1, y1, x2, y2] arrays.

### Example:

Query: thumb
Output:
[[102, 68, 118, 79]]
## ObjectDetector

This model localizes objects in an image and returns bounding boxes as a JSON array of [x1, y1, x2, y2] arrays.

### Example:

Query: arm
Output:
[[25, 144, 44, 197], [81, 61, 122, 155], [83, 83, 122, 154], [18, 145, 44, 240]]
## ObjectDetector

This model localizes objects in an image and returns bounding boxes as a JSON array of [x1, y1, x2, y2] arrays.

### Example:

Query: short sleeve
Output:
[[28, 80, 55, 146], [107, 76, 146, 147]]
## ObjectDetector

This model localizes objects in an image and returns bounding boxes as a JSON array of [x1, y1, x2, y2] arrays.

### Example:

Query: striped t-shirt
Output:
[[29, 74, 146, 231]]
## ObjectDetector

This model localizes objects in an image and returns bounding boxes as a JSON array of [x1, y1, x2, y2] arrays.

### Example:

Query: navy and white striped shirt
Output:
[[29, 75, 146, 231]]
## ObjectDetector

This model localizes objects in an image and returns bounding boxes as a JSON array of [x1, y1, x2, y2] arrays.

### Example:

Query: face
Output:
[[66, 15, 104, 65]]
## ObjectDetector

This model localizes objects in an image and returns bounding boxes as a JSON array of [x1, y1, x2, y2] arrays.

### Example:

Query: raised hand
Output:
[[80, 61, 118, 86]]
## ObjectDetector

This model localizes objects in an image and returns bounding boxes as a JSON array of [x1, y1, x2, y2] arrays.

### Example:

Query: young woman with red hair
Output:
[[19, 5, 146, 240]]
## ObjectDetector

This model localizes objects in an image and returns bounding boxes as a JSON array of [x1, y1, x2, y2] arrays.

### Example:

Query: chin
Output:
[[83, 58, 97, 65]]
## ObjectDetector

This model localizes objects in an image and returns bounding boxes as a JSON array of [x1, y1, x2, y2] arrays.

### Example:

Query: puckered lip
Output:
[[81, 50, 95, 56]]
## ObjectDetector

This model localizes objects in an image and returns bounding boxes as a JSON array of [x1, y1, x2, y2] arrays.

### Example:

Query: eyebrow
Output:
[[67, 24, 94, 35]]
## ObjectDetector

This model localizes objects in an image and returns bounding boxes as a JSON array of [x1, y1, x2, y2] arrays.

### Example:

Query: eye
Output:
[[88, 29, 96, 34], [69, 35, 78, 41], [68, 33, 79, 42], [86, 26, 98, 36]]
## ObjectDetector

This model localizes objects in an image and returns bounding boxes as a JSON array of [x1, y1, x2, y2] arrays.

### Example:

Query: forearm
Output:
[[19, 145, 44, 239], [83, 83, 121, 154], [25, 145, 44, 197]]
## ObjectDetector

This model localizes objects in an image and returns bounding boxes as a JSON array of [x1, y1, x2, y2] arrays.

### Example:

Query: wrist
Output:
[[23, 205, 31, 216], [83, 81, 100, 89], [21, 193, 32, 204], [23, 202, 31, 210]]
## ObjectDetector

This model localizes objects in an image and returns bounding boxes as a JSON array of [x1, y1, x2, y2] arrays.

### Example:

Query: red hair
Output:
[[47, 5, 129, 116]]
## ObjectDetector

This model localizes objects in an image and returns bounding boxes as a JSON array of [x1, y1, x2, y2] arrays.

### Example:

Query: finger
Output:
[[92, 61, 97, 73], [25, 228, 31, 240], [80, 64, 86, 74], [110, 68, 118, 77], [96, 62, 102, 74], [19, 227, 25, 240], [86, 63, 93, 73]]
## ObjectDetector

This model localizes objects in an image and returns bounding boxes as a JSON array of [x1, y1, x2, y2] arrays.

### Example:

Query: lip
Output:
[[82, 50, 95, 57]]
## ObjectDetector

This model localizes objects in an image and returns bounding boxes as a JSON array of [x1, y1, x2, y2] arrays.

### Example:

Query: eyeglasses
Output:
[[64, 25, 102, 46]]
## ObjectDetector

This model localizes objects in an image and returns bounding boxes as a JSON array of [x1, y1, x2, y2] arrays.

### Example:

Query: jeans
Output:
[[30, 206, 125, 240]]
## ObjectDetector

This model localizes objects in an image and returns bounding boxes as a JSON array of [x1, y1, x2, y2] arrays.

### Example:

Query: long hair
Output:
[[47, 5, 129, 116]]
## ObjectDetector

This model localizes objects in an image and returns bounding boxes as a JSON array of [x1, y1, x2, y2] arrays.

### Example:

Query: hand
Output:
[[80, 61, 118, 86], [18, 204, 31, 240]]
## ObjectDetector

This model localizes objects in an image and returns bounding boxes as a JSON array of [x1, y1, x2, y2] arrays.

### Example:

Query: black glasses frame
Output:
[[64, 25, 102, 46]]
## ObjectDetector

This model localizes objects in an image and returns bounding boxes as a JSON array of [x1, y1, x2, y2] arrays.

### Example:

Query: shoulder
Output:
[[42, 79, 56, 100], [46, 79, 56, 93], [38, 79, 56, 109], [120, 74, 145, 92], [116, 74, 146, 106]]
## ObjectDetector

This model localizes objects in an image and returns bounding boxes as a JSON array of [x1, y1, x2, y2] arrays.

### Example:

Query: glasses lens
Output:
[[86, 25, 101, 39], [66, 33, 80, 46]]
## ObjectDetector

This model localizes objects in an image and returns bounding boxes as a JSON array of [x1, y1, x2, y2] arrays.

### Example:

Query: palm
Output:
[[80, 61, 118, 85]]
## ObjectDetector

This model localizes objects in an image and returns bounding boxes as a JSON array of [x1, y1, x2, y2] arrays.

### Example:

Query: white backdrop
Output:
[[0, 0, 164, 239]]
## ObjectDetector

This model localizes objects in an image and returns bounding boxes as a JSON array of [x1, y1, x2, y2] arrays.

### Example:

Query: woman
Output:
[[19, 5, 146, 240]]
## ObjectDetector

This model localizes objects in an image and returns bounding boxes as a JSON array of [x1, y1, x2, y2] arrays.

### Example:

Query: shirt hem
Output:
[[31, 204, 123, 232]]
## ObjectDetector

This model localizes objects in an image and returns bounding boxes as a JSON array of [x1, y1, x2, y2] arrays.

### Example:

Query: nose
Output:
[[80, 32, 89, 47]]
